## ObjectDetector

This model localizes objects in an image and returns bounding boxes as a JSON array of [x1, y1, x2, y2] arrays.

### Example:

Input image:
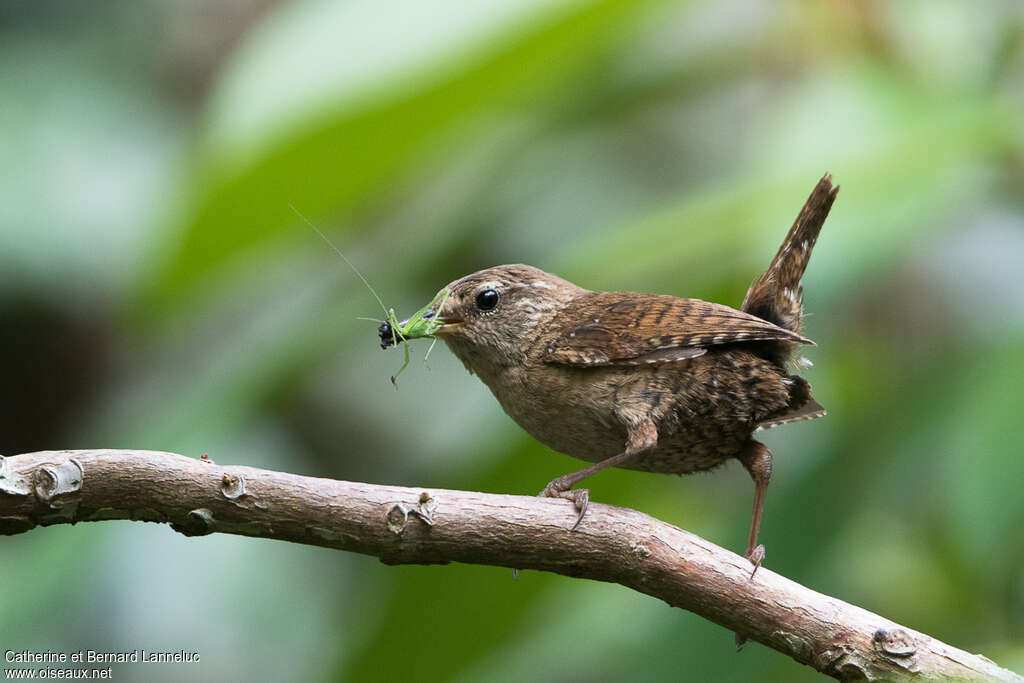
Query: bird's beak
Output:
[[427, 309, 464, 335]]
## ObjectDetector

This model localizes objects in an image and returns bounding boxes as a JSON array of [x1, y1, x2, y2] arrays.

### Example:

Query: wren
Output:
[[381, 175, 838, 572]]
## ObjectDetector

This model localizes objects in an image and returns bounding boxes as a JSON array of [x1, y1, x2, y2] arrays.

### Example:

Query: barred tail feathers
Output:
[[741, 174, 838, 335]]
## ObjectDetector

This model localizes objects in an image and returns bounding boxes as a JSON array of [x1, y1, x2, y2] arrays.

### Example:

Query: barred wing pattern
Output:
[[542, 293, 812, 367]]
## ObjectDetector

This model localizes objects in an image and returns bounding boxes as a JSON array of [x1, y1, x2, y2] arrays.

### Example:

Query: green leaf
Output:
[[140, 0, 668, 316]]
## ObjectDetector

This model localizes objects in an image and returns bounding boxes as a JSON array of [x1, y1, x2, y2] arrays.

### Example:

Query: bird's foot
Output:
[[745, 544, 765, 579], [539, 477, 589, 531], [734, 544, 766, 648]]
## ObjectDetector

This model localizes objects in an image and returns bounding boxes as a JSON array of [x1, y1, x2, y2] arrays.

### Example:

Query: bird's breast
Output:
[[467, 349, 794, 475]]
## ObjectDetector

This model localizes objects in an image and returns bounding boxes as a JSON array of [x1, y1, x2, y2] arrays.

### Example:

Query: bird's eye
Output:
[[475, 289, 499, 311]]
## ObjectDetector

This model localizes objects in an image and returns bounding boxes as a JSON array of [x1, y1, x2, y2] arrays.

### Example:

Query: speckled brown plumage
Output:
[[382, 174, 838, 572]]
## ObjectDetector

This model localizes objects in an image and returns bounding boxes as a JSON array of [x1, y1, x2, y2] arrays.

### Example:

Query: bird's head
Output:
[[383, 264, 583, 373]]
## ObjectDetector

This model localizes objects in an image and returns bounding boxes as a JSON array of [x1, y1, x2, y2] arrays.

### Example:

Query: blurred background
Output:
[[2, 0, 1023, 680]]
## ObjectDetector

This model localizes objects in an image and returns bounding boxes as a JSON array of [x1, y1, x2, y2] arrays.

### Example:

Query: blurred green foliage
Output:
[[1, 1, 1023, 681]]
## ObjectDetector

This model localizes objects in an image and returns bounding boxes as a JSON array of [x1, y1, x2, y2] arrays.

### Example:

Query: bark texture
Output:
[[0, 450, 1019, 682]]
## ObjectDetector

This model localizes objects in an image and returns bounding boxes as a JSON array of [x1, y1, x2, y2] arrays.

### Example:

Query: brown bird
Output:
[[381, 175, 838, 572]]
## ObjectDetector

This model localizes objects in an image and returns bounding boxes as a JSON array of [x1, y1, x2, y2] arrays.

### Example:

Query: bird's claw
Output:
[[539, 480, 589, 530], [745, 543, 765, 579], [733, 544, 766, 647]]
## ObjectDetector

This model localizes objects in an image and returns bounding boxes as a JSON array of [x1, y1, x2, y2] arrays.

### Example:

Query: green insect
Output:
[[377, 287, 450, 386], [291, 205, 447, 387]]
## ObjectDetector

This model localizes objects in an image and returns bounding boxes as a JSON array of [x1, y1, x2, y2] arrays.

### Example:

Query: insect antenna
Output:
[[289, 204, 390, 317], [290, 204, 401, 348]]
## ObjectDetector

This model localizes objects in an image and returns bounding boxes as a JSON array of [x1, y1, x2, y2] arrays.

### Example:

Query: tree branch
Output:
[[0, 450, 1018, 682]]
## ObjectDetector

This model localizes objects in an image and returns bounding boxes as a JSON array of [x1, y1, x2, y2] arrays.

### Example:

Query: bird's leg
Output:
[[539, 419, 657, 530], [737, 439, 772, 578]]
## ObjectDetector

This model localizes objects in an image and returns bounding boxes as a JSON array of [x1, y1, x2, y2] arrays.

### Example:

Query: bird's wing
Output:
[[542, 292, 812, 367]]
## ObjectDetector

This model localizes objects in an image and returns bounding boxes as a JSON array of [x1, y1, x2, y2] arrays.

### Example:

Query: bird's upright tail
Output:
[[741, 174, 838, 335]]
